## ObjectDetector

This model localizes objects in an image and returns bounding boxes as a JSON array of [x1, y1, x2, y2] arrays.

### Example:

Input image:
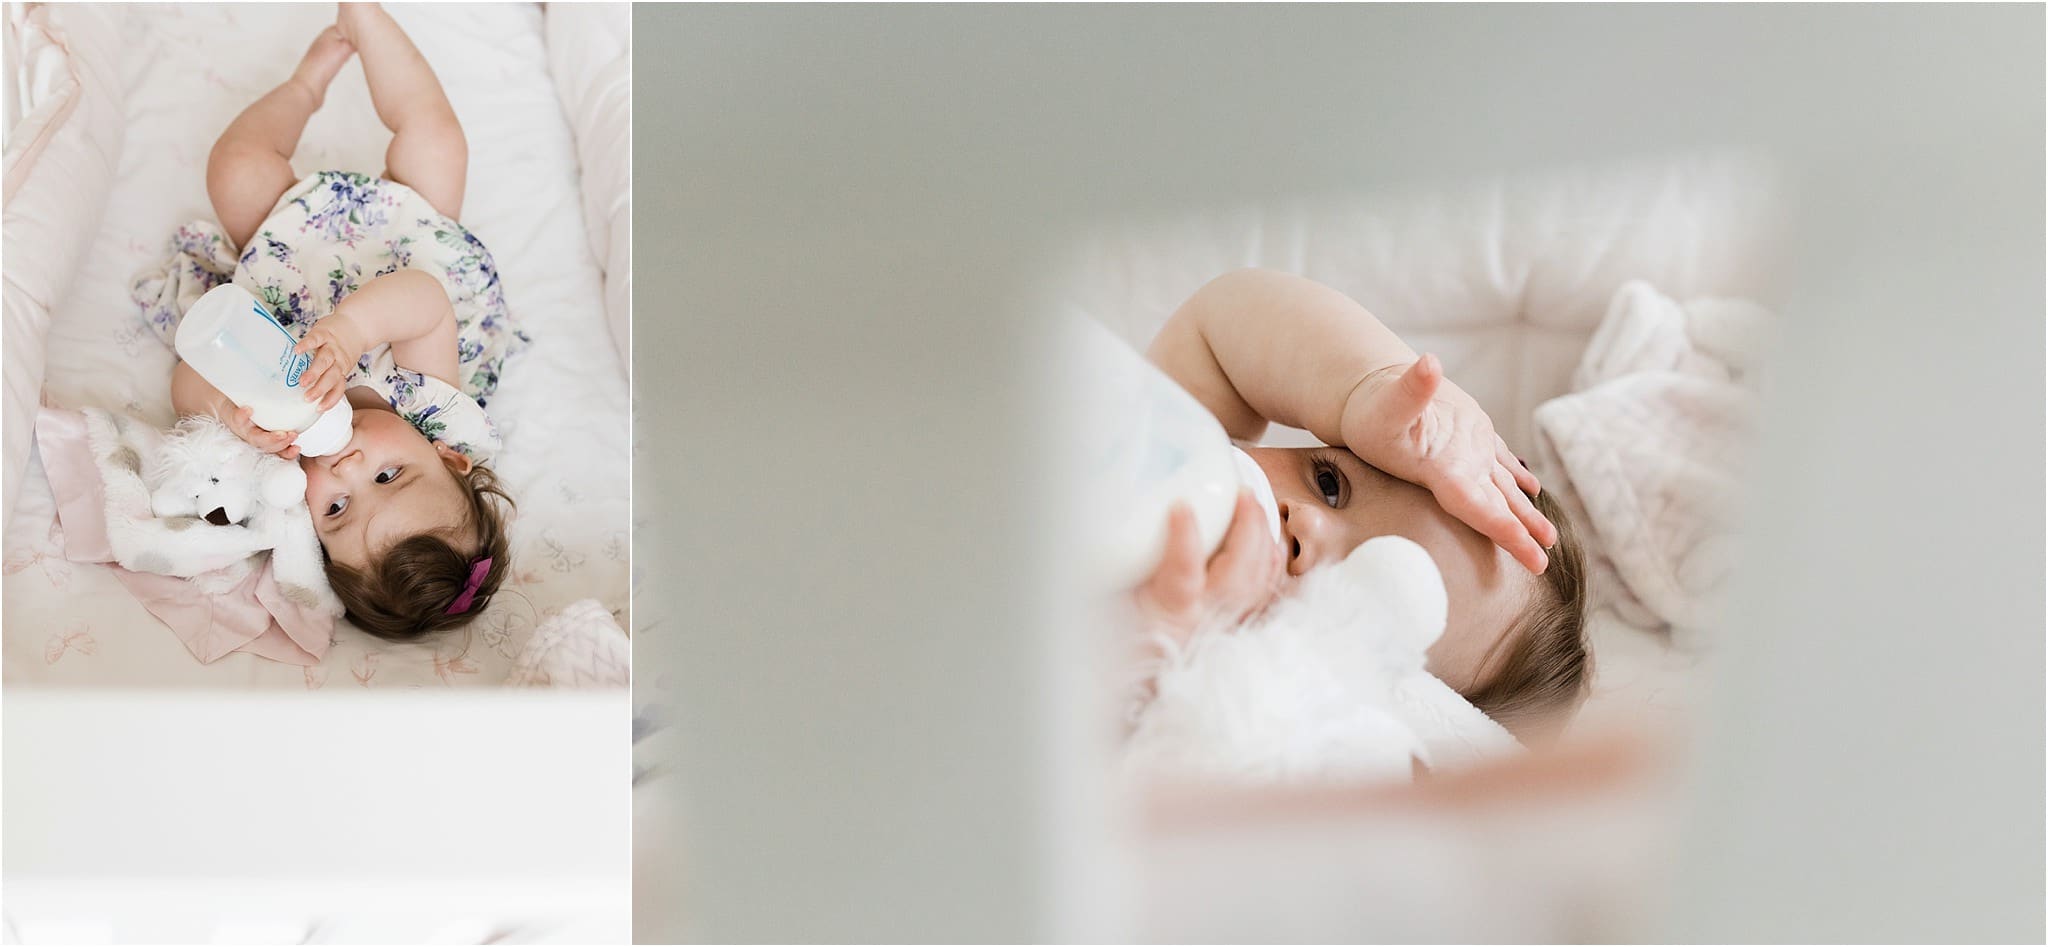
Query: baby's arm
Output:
[[336, 269, 458, 381], [1149, 268, 1555, 573], [294, 269, 459, 408], [170, 269, 455, 456], [1147, 268, 1415, 446]]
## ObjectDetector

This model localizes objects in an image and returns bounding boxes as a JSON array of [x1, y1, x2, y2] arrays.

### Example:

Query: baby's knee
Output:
[[204, 141, 288, 208], [205, 139, 261, 184]]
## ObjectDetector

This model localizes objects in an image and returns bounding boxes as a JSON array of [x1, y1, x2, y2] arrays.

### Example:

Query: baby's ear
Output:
[[435, 442, 475, 477]]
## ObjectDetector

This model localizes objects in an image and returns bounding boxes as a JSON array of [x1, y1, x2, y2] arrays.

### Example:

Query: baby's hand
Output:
[[225, 405, 302, 460], [291, 312, 368, 411], [1340, 353, 1556, 573], [1133, 491, 1286, 650]]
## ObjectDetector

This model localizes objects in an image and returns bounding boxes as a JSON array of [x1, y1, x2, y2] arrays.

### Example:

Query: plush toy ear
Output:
[[1328, 536, 1522, 768], [258, 458, 309, 510], [1331, 535, 1449, 654]]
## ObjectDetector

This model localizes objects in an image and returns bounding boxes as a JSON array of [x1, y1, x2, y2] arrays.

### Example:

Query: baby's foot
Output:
[[290, 26, 354, 108], [332, 3, 385, 49]]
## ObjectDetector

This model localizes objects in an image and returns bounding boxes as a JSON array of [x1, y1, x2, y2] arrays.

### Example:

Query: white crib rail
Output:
[[3, 879, 627, 945], [2, 692, 630, 945]]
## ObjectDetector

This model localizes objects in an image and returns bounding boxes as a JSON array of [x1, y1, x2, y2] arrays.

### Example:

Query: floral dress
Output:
[[133, 171, 528, 463]]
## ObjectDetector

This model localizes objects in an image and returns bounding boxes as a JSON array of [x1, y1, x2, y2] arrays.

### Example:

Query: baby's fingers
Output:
[[229, 405, 270, 444], [230, 406, 297, 455], [304, 377, 343, 411], [1137, 503, 1204, 616], [1440, 477, 1548, 575], [1495, 462, 1557, 551], [301, 359, 346, 409], [1204, 496, 1269, 586], [1207, 491, 1282, 615], [1497, 437, 1539, 497], [259, 426, 297, 455], [313, 376, 346, 411]]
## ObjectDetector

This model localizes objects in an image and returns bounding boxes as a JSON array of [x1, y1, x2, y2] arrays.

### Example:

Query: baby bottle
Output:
[[176, 283, 353, 457], [1071, 316, 1284, 592]]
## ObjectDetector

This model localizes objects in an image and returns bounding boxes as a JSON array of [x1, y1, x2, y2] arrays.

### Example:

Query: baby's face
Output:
[[1242, 446, 1534, 694], [300, 404, 472, 570]]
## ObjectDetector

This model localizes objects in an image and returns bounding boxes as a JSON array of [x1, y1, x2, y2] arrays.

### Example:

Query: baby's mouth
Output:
[[313, 441, 359, 470]]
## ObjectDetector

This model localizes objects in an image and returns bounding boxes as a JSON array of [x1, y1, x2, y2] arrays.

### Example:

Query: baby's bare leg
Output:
[[206, 27, 354, 249], [337, 3, 467, 219]]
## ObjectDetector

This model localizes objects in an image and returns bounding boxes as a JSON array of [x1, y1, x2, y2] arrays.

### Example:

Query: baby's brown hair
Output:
[[325, 464, 515, 641], [1464, 485, 1591, 739]]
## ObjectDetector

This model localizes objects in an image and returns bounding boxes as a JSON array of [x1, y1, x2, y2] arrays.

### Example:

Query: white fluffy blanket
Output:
[[1533, 281, 1771, 642]]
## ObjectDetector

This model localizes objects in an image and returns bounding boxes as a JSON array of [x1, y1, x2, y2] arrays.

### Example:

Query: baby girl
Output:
[[149, 5, 522, 640], [1134, 269, 1590, 739]]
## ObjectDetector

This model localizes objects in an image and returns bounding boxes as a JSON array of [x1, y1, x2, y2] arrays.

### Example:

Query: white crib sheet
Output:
[[3, 3, 628, 689]]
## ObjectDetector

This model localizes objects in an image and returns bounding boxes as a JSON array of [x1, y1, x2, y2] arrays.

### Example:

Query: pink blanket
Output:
[[36, 407, 332, 665], [1531, 282, 1770, 644]]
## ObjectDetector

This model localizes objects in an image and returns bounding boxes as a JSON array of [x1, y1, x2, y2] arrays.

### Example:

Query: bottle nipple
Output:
[[293, 401, 354, 457]]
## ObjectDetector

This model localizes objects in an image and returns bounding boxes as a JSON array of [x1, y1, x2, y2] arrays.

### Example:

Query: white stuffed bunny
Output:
[[81, 409, 338, 612], [1124, 535, 1520, 787], [147, 415, 304, 530]]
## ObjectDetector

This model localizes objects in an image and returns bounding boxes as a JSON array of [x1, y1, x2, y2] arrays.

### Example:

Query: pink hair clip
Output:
[[445, 557, 494, 615]]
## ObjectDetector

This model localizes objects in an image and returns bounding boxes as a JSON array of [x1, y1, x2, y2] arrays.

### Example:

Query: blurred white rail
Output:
[[2, 691, 630, 944]]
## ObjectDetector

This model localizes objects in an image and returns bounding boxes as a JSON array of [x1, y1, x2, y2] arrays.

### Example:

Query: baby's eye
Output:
[[375, 466, 402, 484], [1312, 460, 1346, 508], [325, 496, 349, 517], [1316, 471, 1341, 505]]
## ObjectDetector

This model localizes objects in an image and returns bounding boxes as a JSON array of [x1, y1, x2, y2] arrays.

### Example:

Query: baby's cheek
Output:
[[301, 471, 328, 508]]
